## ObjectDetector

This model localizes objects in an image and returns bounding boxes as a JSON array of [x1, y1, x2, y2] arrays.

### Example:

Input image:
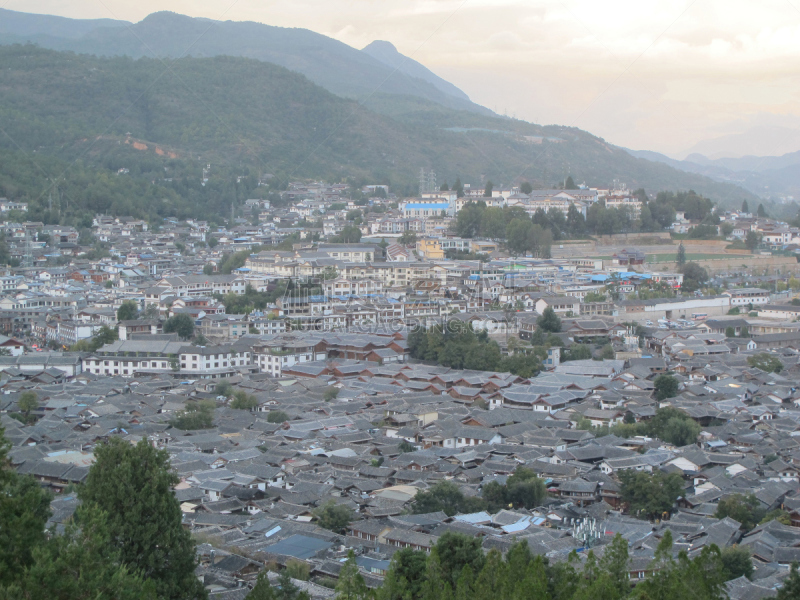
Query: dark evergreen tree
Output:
[[79, 438, 207, 600]]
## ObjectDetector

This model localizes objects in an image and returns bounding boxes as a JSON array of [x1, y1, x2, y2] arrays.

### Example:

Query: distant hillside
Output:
[[0, 9, 492, 117], [362, 40, 471, 102], [0, 46, 755, 223], [626, 148, 800, 202]]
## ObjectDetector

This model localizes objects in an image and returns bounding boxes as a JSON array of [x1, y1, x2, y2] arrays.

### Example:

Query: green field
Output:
[[593, 253, 748, 262]]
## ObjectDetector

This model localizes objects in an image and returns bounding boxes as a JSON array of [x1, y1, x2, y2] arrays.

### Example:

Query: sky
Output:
[[8, 0, 800, 158]]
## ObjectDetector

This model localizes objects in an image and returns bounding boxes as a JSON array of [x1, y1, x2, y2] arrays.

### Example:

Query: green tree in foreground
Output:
[[0, 426, 52, 587], [312, 500, 354, 534], [171, 400, 215, 430], [778, 562, 800, 600], [619, 470, 683, 520], [412, 481, 486, 516], [267, 410, 289, 423], [8, 504, 158, 600], [336, 551, 369, 600], [79, 438, 207, 600], [537, 307, 561, 333], [17, 391, 38, 422], [117, 300, 139, 322], [720, 545, 753, 581], [653, 373, 679, 401], [715, 494, 765, 531], [230, 391, 258, 410], [378, 548, 427, 600], [676, 243, 686, 268], [163, 313, 195, 339], [747, 353, 783, 373]]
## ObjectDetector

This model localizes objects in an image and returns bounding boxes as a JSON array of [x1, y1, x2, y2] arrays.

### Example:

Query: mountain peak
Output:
[[361, 39, 472, 103], [362, 40, 398, 53]]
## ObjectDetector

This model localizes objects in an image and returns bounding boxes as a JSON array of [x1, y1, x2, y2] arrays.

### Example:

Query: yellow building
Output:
[[415, 238, 445, 259]]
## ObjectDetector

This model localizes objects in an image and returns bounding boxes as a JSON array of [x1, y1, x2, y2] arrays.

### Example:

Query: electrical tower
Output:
[[23, 228, 34, 268], [418, 168, 437, 194]]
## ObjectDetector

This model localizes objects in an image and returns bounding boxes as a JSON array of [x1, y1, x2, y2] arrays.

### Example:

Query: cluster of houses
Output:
[[2, 308, 800, 598], [2, 183, 800, 598]]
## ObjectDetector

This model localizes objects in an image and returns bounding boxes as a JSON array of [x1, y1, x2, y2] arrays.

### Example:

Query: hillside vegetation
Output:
[[0, 45, 754, 225]]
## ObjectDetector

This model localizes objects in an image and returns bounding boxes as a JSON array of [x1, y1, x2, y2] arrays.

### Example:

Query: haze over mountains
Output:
[[0, 7, 768, 215]]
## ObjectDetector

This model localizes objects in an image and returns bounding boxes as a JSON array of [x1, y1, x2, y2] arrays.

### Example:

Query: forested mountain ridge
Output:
[[0, 45, 754, 226], [0, 9, 491, 117]]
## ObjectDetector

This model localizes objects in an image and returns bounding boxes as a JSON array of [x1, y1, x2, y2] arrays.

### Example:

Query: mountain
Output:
[[681, 126, 800, 160], [362, 40, 471, 103], [0, 9, 129, 39], [625, 147, 800, 201], [0, 9, 492, 117], [0, 44, 757, 226]]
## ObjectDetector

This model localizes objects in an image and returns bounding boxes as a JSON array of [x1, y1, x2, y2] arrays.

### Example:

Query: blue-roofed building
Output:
[[263, 534, 333, 560], [401, 201, 453, 218]]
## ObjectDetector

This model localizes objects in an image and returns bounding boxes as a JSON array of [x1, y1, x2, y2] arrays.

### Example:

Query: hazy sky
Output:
[[9, 0, 800, 158]]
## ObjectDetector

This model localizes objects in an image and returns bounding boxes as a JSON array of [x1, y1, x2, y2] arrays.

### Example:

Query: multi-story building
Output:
[[723, 288, 771, 306], [252, 338, 327, 376]]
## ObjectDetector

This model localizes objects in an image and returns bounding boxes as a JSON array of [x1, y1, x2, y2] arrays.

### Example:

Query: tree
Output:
[[537, 307, 561, 333], [331, 225, 361, 244], [214, 381, 233, 398], [17, 391, 38, 421], [247, 570, 277, 600], [745, 231, 761, 252], [483, 467, 547, 511], [741, 200, 749, 213], [520, 181, 532, 195], [335, 551, 369, 600], [10, 504, 158, 600], [726, 326, 736, 338], [79, 438, 207, 600], [117, 300, 139, 322], [653, 374, 679, 401], [778, 562, 800, 600], [412, 481, 486, 516], [321, 266, 338, 280], [483, 181, 493, 197], [618, 470, 683, 520], [163, 313, 195, 339], [564, 175, 577, 190], [721, 545, 753, 581], [398, 439, 417, 453], [230, 391, 258, 410], [203, 263, 215, 275], [452, 177, 464, 198], [661, 416, 700, 446], [435, 533, 486, 589], [599, 343, 615, 360], [171, 400, 215, 430], [378, 548, 427, 600], [757, 204, 767, 217], [747, 353, 783, 373], [324, 386, 339, 401], [600, 534, 630, 597], [275, 570, 309, 600], [563, 343, 592, 361], [312, 500, 353, 534], [681, 262, 709, 292], [285, 559, 310, 581], [0, 426, 52, 588], [399, 230, 418, 246], [207, 235, 218, 248], [715, 494, 765, 531], [267, 410, 289, 423], [583, 291, 607, 303], [676, 243, 686, 269]]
